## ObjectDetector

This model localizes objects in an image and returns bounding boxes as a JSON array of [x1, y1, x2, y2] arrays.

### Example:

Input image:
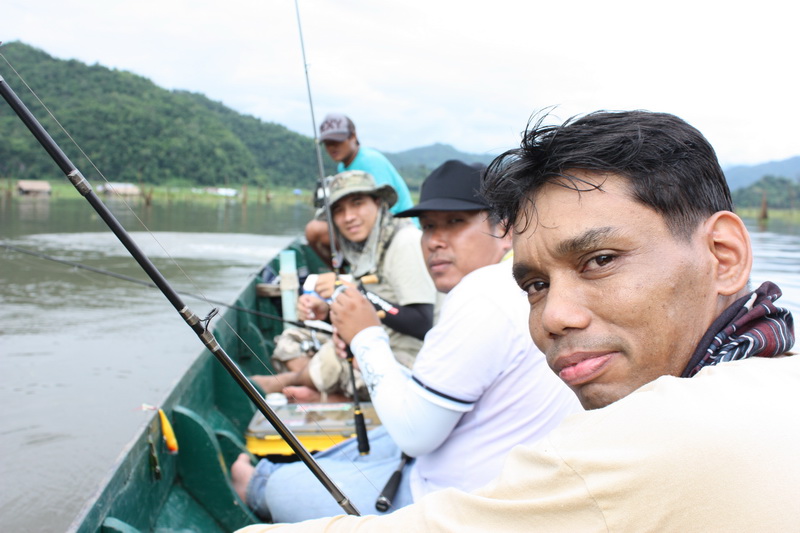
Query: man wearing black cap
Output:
[[235, 160, 579, 523]]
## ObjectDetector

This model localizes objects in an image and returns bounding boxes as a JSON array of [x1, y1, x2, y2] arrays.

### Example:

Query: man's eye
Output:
[[585, 254, 615, 271], [524, 280, 549, 294]]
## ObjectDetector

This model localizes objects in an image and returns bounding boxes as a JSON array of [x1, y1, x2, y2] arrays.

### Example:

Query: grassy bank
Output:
[[3, 178, 315, 206], [4, 178, 796, 225], [735, 207, 800, 225]]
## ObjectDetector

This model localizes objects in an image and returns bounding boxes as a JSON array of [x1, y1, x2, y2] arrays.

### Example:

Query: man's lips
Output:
[[427, 258, 451, 274], [553, 352, 615, 386]]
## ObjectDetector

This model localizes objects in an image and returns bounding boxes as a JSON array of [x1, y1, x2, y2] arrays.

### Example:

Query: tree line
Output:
[[732, 175, 799, 211], [0, 42, 335, 188], [2, 42, 797, 208]]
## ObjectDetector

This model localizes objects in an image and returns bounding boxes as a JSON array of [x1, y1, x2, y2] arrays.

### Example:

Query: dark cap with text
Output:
[[319, 113, 355, 142], [395, 160, 489, 217]]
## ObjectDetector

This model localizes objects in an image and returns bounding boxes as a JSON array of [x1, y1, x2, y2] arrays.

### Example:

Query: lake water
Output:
[[1, 194, 798, 532], [0, 193, 314, 532]]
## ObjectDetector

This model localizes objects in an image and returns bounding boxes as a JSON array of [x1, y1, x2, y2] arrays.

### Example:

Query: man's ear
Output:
[[703, 211, 752, 296], [498, 229, 513, 252]]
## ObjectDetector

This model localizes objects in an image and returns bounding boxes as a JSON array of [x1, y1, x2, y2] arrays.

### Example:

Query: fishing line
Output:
[[0, 48, 285, 379], [2, 45, 395, 513], [1, 42, 318, 386], [2, 46, 372, 474], [293, 0, 372, 458], [0, 45, 308, 397], [0, 242, 334, 334], [294, 0, 341, 271], [1, 55, 364, 514]]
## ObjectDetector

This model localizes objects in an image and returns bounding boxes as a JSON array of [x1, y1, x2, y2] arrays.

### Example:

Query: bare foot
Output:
[[282, 386, 352, 404], [231, 453, 255, 503], [282, 385, 322, 403], [251, 373, 295, 394]]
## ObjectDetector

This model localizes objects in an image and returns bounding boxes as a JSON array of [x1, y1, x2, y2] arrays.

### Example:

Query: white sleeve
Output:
[[350, 326, 463, 457]]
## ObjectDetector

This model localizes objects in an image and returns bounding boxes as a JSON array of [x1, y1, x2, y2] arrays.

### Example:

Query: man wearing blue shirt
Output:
[[318, 113, 413, 213]]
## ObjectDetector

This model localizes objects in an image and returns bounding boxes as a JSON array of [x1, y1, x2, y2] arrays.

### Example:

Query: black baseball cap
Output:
[[395, 160, 489, 218]]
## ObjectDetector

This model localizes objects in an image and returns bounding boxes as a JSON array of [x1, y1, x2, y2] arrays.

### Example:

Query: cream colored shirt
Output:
[[238, 355, 800, 532]]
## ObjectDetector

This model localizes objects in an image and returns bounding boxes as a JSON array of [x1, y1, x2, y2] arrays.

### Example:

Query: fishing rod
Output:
[[294, 0, 369, 455], [294, 0, 341, 273], [0, 242, 334, 335], [0, 73, 359, 517]]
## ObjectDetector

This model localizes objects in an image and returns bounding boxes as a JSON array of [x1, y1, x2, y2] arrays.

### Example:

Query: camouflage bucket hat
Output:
[[327, 170, 398, 209]]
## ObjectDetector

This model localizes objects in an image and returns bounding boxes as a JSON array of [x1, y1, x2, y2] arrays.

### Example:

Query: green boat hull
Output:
[[69, 240, 329, 533]]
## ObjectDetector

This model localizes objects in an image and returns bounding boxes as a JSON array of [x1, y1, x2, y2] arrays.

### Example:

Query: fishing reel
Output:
[[313, 176, 334, 209], [298, 339, 317, 356]]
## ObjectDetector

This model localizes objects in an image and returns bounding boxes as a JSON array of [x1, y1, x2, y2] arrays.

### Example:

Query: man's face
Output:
[[512, 172, 720, 409], [420, 210, 509, 293], [331, 193, 380, 243], [323, 135, 358, 165]]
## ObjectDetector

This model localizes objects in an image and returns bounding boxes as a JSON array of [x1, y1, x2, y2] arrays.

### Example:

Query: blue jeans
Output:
[[246, 426, 414, 523]]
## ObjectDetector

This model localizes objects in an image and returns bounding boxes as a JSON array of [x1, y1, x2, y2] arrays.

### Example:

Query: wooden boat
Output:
[[2, 71, 378, 532], [67, 239, 344, 532]]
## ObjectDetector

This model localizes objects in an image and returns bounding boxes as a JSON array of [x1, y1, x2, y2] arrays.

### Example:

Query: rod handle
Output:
[[375, 454, 409, 512], [354, 409, 370, 455]]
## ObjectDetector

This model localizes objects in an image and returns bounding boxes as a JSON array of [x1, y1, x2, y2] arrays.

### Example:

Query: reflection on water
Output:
[[0, 196, 312, 531], [1, 192, 315, 238], [15, 195, 51, 222], [744, 219, 800, 318], [0, 197, 797, 531], [0, 231, 296, 531]]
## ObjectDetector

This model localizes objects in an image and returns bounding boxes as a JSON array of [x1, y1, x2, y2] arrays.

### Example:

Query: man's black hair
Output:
[[482, 110, 733, 240]]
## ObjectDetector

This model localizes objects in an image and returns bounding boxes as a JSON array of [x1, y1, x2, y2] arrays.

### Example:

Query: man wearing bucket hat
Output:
[[306, 113, 416, 265], [250, 170, 436, 403], [235, 160, 579, 522]]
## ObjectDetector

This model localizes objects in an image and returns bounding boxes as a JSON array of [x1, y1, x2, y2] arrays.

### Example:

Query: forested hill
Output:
[[2, 42, 797, 192], [0, 41, 334, 188], [0, 42, 491, 189]]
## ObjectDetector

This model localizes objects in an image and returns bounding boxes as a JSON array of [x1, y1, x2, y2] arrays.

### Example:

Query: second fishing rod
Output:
[[293, 0, 369, 455]]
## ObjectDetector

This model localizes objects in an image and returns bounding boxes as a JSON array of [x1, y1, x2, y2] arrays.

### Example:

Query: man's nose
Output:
[[538, 278, 591, 337]]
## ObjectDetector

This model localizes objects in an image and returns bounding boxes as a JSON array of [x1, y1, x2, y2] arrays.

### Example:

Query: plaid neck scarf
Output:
[[682, 281, 795, 378]]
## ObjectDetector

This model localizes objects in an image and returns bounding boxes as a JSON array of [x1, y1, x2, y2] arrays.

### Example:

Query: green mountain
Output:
[[724, 156, 800, 191], [0, 42, 492, 191], [732, 175, 800, 210], [384, 144, 497, 189], [0, 41, 333, 188], [4, 41, 797, 197]]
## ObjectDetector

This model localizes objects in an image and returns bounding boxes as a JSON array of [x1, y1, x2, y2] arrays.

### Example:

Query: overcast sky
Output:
[[3, 0, 798, 167]]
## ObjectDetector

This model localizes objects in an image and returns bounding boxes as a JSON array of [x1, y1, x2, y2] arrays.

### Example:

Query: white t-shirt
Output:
[[407, 260, 581, 498]]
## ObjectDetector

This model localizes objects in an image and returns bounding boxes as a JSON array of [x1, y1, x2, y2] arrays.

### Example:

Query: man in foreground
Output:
[[233, 159, 579, 523], [238, 110, 796, 531]]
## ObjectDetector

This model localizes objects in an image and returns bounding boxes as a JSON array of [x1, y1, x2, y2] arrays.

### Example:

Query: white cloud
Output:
[[2, 0, 798, 166]]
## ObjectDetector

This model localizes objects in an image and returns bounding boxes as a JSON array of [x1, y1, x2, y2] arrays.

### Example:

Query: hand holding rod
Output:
[[0, 74, 359, 517]]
